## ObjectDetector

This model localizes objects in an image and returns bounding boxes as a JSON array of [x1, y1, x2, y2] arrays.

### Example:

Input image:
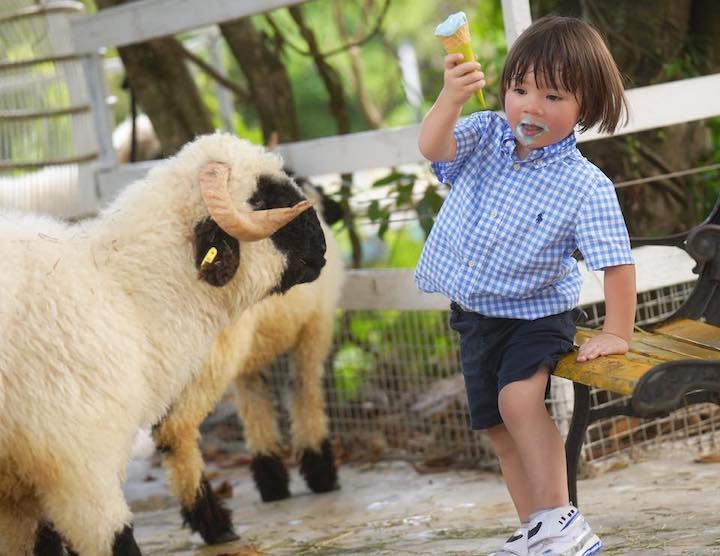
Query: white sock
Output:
[[529, 508, 552, 522]]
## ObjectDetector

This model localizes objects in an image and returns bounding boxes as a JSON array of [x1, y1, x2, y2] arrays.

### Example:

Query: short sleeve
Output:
[[575, 179, 635, 271], [430, 111, 489, 185]]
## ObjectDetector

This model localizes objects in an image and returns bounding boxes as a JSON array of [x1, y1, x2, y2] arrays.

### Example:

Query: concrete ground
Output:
[[125, 449, 720, 555]]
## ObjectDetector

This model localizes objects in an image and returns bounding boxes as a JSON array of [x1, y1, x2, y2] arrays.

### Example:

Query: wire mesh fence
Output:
[[259, 278, 720, 471], [0, 0, 98, 217]]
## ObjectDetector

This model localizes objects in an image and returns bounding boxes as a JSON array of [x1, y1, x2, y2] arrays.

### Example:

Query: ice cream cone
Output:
[[438, 22, 471, 52], [435, 14, 487, 108]]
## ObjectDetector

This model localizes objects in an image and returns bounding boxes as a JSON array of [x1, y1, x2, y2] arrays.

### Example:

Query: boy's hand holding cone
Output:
[[435, 12, 487, 108]]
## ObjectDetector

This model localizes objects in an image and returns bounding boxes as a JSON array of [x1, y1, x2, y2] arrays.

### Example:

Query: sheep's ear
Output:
[[193, 218, 240, 287], [320, 191, 343, 226], [296, 180, 343, 226]]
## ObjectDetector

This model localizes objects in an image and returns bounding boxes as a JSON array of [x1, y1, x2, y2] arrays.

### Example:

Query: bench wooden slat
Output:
[[555, 351, 658, 396], [630, 335, 720, 361], [576, 326, 719, 361], [653, 319, 720, 351], [555, 320, 720, 397]]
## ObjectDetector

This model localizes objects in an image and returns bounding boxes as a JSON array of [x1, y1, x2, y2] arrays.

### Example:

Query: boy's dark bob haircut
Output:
[[500, 15, 628, 134]]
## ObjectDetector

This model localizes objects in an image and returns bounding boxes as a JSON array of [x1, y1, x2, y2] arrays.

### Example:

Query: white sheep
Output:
[[112, 114, 162, 163], [151, 183, 345, 544], [0, 132, 327, 556], [147, 183, 344, 544]]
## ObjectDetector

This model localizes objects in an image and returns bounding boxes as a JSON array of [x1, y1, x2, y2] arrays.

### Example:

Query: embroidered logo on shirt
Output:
[[535, 212, 544, 224]]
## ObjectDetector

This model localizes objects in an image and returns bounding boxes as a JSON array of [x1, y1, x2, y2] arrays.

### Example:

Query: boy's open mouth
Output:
[[514, 117, 549, 145], [520, 123, 546, 136]]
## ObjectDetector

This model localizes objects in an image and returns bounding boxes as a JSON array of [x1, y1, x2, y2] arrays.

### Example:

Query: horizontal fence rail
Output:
[[340, 246, 697, 311], [70, 0, 308, 54], [96, 71, 720, 202]]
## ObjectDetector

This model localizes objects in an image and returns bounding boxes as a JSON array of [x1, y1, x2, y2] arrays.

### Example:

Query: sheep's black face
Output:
[[250, 175, 327, 294]]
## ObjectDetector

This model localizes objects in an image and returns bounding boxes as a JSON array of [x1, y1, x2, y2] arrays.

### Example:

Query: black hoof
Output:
[[212, 529, 241, 544], [180, 476, 237, 545], [34, 523, 64, 556], [112, 525, 142, 556], [300, 438, 339, 494], [250, 453, 291, 502]]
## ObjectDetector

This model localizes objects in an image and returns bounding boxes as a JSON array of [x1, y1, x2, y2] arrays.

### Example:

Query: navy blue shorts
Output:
[[448, 302, 576, 430]]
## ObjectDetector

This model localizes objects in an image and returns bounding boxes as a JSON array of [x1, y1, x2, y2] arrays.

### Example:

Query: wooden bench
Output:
[[555, 201, 720, 506]]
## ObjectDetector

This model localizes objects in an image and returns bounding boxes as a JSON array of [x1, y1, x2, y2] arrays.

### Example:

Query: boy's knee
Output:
[[498, 396, 527, 427], [498, 367, 550, 423]]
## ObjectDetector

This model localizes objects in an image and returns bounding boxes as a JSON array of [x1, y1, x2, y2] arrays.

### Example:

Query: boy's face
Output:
[[504, 71, 580, 157]]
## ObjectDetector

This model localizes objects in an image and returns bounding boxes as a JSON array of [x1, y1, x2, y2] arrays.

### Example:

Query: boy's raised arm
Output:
[[418, 53, 484, 162], [418, 91, 462, 162]]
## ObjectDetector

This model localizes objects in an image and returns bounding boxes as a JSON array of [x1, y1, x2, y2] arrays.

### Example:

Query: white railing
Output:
[[96, 72, 720, 201]]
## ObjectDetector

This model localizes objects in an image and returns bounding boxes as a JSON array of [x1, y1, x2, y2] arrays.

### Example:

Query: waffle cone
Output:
[[438, 23, 471, 52]]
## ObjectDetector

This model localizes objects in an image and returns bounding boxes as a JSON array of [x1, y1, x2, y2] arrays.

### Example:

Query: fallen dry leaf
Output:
[[695, 453, 720, 464], [216, 546, 265, 556]]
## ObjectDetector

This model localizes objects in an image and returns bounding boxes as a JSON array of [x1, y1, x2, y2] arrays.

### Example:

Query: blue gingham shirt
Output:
[[415, 111, 634, 320]]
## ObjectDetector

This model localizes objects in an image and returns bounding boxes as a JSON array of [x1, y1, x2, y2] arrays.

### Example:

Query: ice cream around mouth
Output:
[[514, 117, 549, 146]]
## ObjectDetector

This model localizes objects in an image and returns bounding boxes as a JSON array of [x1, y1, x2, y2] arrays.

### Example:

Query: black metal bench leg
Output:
[[565, 382, 591, 508]]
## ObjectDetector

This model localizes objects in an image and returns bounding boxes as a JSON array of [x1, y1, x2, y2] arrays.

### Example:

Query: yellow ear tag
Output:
[[200, 247, 218, 269]]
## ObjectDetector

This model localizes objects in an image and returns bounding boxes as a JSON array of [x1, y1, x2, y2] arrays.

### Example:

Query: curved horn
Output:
[[199, 161, 313, 242]]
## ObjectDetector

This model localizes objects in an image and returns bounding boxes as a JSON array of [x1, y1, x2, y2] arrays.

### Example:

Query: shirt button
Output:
[[490, 209, 498, 219], [513, 163, 521, 170], [467, 259, 476, 268]]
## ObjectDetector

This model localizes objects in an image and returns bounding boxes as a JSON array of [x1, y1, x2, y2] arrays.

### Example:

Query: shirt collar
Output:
[[500, 117, 577, 161]]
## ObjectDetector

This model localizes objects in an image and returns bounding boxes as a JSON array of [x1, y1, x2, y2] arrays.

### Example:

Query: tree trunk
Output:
[[691, 0, 720, 73], [220, 17, 300, 142], [288, 5, 363, 267], [95, 0, 213, 156], [532, 0, 715, 235]]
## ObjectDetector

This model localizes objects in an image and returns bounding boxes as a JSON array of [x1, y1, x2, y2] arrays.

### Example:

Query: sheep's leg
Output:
[[289, 318, 339, 494], [234, 372, 290, 502], [153, 407, 238, 544], [152, 336, 241, 545], [33, 522, 79, 555], [38, 468, 140, 556]]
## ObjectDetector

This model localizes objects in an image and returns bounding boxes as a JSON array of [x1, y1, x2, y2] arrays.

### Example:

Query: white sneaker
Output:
[[527, 506, 602, 556], [489, 525, 528, 556]]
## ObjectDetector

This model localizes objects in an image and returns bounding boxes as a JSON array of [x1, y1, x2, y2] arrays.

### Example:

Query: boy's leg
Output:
[[486, 424, 533, 555], [486, 423, 534, 522], [497, 367, 569, 512], [496, 368, 602, 555]]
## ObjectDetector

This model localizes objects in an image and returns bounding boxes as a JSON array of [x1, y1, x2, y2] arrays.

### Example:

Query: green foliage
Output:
[[662, 34, 713, 81], [331, 309, 457, 400], [332, 341, 373, 401], [700, 116, 720, 214], [352, 167, 447, 268]]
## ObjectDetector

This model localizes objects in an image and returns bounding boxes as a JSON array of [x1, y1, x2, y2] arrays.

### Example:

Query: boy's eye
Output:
[[513, 87, 526, 95], [547, 94, 561, 101]]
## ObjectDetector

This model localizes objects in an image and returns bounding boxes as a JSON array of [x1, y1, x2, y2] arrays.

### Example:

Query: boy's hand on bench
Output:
[[576, 332, 629, 362]]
